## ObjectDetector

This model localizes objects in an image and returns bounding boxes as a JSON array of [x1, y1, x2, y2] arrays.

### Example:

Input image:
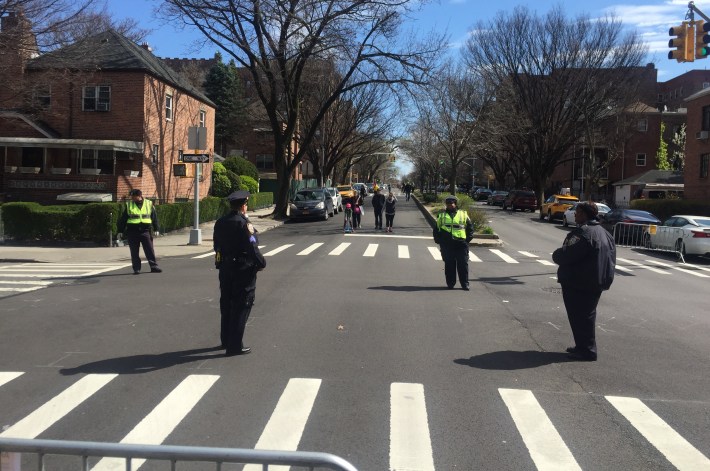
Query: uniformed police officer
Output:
[[117, 189, 162, 275], [213, 190, 266, 356], [434, 195, 474, 290], [552, 202, 616, 361]]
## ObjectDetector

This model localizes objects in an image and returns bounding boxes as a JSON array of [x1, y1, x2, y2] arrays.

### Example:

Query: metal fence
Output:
[[0, 437, 358, 471], [612, 222, 685, 262]]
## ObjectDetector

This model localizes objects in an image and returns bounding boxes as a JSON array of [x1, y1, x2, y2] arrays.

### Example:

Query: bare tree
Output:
[[464, 6, 648, 212], [161, 0, 444, 218]]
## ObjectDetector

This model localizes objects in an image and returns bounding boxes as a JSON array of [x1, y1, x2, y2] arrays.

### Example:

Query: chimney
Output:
[[140, 42, 152, 53]]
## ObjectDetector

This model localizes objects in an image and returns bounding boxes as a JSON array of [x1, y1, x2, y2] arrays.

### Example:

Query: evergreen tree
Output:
[[203, 52, 244, 155]]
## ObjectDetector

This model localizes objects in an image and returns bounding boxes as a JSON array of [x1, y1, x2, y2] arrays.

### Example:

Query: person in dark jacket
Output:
[[352, 192, 364, 229], [433, 195, 474, 289], [117, 189, 162, 275], [371, 186, 385, 229], [552, 202, 616, 361], [384, 192, 397, 232], [213, 190, 266, 356]]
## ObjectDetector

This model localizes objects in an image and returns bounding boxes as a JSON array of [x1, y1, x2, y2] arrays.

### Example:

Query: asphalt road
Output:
[[0, 195, 708, 471]]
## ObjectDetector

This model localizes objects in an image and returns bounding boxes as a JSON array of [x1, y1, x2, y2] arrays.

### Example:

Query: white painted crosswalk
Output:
[[0, 372, 707, 470]]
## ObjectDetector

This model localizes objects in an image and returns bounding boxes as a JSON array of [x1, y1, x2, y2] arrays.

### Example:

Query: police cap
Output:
[[226, 190, 250, 204], [444, 195, 458, 204]]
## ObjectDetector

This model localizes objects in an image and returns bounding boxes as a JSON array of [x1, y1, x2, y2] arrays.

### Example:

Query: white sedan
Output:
[[562, 202, 611, 227], [644, 215, 710, 259]]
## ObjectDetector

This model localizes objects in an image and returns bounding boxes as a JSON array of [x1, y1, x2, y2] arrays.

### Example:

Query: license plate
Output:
[[302, 210, 309, 214]]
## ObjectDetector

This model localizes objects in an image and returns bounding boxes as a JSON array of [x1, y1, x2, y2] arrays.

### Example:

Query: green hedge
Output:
[[630, 199, 710, 221], [248, 192, 273, 210]]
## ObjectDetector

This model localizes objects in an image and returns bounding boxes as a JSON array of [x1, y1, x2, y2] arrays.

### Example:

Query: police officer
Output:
[[434, 195, 474, 290], [117, 189, 162, 275], [552, 202, 616, 361], [213, 190, 266, 356]]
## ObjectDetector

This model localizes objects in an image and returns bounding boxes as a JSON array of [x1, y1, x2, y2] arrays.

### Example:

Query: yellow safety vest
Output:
[[126, 199, 153, 225], [437, 210, 468, 240]]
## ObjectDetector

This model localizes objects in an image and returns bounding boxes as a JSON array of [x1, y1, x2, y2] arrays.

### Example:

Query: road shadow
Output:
[[454, 350, 571, 370], [368, 285, 451, 292], [59, 346, 225, 375]]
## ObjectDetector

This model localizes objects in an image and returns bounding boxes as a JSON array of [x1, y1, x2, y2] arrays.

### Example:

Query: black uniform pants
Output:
[[219, 269, 255, 352], [373, 208, 383, 228], [127, 229, 158, 272], [561, 286, 601, 358], [441, 243, 469, 288]]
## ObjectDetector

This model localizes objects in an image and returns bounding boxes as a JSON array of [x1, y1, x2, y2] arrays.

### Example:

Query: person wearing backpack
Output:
[[553, 202, 616, 362], [371, 186, 385, 229]]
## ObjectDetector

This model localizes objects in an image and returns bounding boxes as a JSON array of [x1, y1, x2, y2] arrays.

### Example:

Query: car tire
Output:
[[512, 204, 517, 211], [539, 210, 544, 220], [323, 211, 329, 221]]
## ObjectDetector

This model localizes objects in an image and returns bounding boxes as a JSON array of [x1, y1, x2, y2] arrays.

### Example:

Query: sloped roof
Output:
[[613, 170, 684, 186], [26, 30, 214, 107]]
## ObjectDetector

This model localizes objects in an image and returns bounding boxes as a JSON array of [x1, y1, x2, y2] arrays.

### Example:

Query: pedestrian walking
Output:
[[352, 192, 364, 229], [552, 202, 616, 361], [372, 186, 385, 229], [404, 183, 413, 201], [213, 190, 266, 357], [117, 189, 162, 275], [433, 195, 473, 290], [384, 192, 397, 232]]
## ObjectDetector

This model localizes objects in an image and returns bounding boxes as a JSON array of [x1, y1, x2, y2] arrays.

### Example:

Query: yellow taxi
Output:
[[541, 194, 579, 222], [337, 184, 357, 200]]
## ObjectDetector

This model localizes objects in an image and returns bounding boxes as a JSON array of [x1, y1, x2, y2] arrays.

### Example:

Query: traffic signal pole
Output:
[[670, 2, 710, 62]]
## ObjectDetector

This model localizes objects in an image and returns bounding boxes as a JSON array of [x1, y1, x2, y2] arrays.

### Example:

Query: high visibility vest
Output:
[[437, 210, 468, 240], [126, 199, 153, 225]]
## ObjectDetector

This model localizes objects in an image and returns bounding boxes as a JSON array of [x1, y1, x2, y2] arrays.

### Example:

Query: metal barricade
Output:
[[612, 222, 684, 262], [0, 437, 358, 471]]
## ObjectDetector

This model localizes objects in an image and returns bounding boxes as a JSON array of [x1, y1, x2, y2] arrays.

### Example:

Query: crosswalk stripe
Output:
[[297, 243, 324, 256], [0, 280, 53, 285], [0, 287, 46, 292], [490, 249, 519, 264], [398, 245, 410, 259], [363, 243, 379, 257], [519, 251, 538, 258], [645, 260, 710, 278], [537, 259, 555, 266], [0, 372, 23, 388], [91, 375, 219, 471], [617, 258, 670, 275], [616, 265, 634, 273], [606, 396, 710, 470], [684, 262, 710, 273], [469, 251, 482, 262], [329, 242, 351, 256], [499, 388, 581, 471], [263, 244, 294, 256], [243, 378, 322, 471], [192, 251, 214, 259], [428, 247, 442, 261], [390, 383, 435, 471], [0, 374, 117, 439]]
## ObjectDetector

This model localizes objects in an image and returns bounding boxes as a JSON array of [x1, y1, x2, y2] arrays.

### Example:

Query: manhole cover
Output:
[[541, 287, 562, 294]]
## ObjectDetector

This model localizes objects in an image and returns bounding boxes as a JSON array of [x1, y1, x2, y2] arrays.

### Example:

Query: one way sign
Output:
[[182, 153, 210, 163]]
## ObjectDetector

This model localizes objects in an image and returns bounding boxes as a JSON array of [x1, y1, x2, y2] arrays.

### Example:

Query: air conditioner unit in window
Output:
[[97, 102, 109, 111], [697, 130, 709, 140]]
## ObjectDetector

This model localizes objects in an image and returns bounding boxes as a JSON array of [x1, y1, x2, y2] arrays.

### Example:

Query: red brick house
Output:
[[682, 87, 710, 201], [0, 19, 216, 204]]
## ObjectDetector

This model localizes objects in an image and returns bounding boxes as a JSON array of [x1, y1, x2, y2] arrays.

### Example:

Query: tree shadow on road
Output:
[[454, 350, 571, 370], [59, 346, 225, 375]]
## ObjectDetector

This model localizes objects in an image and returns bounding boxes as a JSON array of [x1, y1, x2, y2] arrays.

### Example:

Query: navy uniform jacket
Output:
[[213, 211, 266, 291], [552, 220, 616, 292]]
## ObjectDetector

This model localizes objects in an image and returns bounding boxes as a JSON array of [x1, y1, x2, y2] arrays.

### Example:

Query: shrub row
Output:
[[248, 192, 273, 211], [629, 199, 710, 222]]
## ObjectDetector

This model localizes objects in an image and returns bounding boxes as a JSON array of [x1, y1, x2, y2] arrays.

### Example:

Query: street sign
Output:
[[182, 153, 209, 163], [188, 127, 207, 150]]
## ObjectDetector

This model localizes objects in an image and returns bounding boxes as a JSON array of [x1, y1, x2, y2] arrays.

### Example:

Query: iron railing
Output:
[[612, 222, 685, 262]]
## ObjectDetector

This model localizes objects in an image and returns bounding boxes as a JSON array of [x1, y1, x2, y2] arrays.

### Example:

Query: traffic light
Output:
[[696, 20, 710, 59], [669, 21, 693, 62], [388, 153, 396, 162]]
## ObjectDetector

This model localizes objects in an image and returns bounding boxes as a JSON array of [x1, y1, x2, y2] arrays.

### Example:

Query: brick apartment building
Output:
[[682, 86, 710, 201], [0, 14, 216, 204]]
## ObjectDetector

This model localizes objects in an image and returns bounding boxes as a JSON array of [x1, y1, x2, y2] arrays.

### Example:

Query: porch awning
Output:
[[56, 192, 114, 202], [0, 137, 144, 153]]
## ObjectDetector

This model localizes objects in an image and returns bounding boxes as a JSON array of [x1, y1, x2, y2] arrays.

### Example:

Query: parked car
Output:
[[366, 183, 375, 194], [487, 191, 509, 206], [562, 202, 611, 227], [541, 194, 579, 222], [502, 190, 538, 211], [289, 188, 335, 221], [644, 215, 710, 259], [473, 188, 492, 201], [326, 187, 343, 213], [336, 184, 356, 200], [600, 208, 661, 244], [352, 182, 368, 196]]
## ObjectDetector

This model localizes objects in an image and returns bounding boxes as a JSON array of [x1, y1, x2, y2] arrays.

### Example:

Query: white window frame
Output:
[[637, 118, 648, 132], [199, 110, 206, 128], [151, 144, 159, 166], [256, 154, 274, 170], [32, 85, 51, 109], [636, 153, 646, 167], [82, 85, 111, 111], [166, 94, 173, 121]]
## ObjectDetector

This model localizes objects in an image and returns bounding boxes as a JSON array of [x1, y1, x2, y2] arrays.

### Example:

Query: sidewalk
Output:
[[0, 206, 283, 264]]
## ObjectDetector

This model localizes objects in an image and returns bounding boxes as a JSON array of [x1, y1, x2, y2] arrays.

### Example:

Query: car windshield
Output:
[[597, 204, 611, 213], [692, 218, 710, 226], [557, 197, 577, 203], [327, 188, 337, 196], [626, 210, 657, 218], [294, 191, 323, 201], [518, 191, 535, 197], [337, 186, 351, 191]]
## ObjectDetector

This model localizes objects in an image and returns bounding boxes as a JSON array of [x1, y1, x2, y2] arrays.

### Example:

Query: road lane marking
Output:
[[297, 243, 324, 256], [606, 396, 710, 470], [263, 244, 294, 256], [490, 249, 519, 264], [617, 258, 670, 275], [518, 251, 538, 258], [390, 383, 435, 471], [398, 245, 410, 259], [345, 234, 432, 239], [328, 243, 351, 256], [645, 260, 710, 278], [684, 263, 710, 273], [192, 252, 214, 259], [91, 375, 219, 471], [428, 247, 442, 261], [0, 372, 23, 388], [469, 251, 482, 262], [363, 243, 379, 257], [0, 374, 117, 439], [499, 388, 581, 471], [536, 259, 555, 266], [243, 378, 322, 471], [615, 265, 634, 273]]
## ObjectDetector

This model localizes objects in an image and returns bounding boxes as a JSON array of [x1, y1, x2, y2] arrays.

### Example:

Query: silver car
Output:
[[562, 202, 611, 227], [327, 187, 343, 213], [644, 215, 710, 259]]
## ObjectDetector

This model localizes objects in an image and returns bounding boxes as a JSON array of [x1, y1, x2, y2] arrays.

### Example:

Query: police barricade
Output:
[[612, 222, 684, 262], [0, 437, 358, 471]]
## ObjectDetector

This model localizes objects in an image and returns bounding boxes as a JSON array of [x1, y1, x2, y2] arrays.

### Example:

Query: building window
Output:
[[178, 149, 183, 162], [32, 85, 51, 109], [637, 119, 648, 132], [79, 149, 113, 174], [256, 154, 274, 170], [679, 86, 684, 96], [704, 82, 710, 89], [703, 106, 710, 131], [166, 94, 173, 121], [151, 144, 159, 166], [636, 153, 646, 166], [701, 153, 710, 178], [199, 110, 206, 127], [657, 93, 664, 102], [83, 85, 111, 111]]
